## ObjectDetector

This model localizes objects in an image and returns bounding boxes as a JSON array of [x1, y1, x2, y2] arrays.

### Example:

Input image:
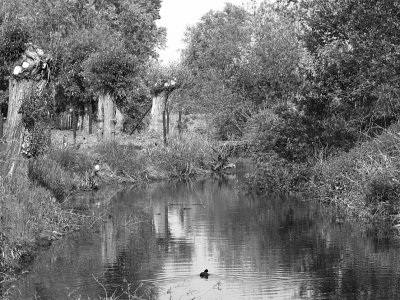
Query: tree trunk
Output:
[[3, 43, 51, 175], [115, 106, 124, 134], [5, 79, 35, 143], [149, 90, 168, 132], [72, 107, 77, 146], [88, 104, 93, 135], [178, 110, 182, 135], [83, 105, 89, 134], [98, 93, 115, 141], [97, 97, 104, 141], [166, 107, 170, 135]]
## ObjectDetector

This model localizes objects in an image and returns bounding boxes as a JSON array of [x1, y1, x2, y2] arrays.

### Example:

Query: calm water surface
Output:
[[9, 166, 400, 299]]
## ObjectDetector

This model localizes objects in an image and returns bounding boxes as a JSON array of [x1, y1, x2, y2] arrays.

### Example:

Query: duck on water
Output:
[[200, 269, 209, 278]]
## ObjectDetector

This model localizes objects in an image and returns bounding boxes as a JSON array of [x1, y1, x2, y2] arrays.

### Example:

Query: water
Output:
[[7, 166, 400, 299]]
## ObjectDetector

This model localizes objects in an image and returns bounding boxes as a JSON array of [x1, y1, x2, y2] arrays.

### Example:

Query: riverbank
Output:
[[246, 122, 400, 239], [0, 128, 220, 286]]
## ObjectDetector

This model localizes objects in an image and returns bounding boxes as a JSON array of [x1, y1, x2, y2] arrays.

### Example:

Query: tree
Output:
[[0, 24, 51, 175], [81, 0, 165, 141], [294, 0, 400, 134], [0, 0, 166, 143], [181, 2, 304, 140]]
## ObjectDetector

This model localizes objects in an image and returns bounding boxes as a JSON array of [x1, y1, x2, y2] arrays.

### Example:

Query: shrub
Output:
[[212, 105, 251, 141]]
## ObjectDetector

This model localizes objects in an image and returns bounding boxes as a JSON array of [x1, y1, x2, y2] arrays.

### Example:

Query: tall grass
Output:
[[0, 166, 78, 280], [48, 148, 93, 176], [96, 133, 212, 181], [145, 132, 212, 179], [312, 123, 400, 237], [27, 148, 94, 200], [96, 141, 147, 181]]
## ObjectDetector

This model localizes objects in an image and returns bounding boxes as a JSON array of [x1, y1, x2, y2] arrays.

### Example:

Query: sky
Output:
[[156, 0, 264, 64]]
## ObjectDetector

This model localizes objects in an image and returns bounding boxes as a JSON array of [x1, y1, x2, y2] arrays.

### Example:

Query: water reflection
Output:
[[8, 171, 400, 299]]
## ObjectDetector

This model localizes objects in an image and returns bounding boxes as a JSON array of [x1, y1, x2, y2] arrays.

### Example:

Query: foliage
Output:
[[83, 40, 139, 98], [212, 101, 251, 141], [0, 22, 30, 66], [20, 91, 53, 130], [19, 90, 53, 157], [181, 2, 304, 140], [0, 0, 166, 121], [293, 0, 400, 135]]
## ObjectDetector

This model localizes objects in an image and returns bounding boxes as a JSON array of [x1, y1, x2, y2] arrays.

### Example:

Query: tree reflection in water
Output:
[[9, 170, 400, 299]]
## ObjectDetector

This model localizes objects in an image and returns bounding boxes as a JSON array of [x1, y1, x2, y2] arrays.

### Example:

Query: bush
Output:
[[245, 152, 313, 194], [212, 105, 251, 141]]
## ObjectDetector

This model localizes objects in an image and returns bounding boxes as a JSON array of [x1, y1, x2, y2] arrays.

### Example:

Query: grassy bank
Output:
[[311, 123, 400, 238], [246, 122, 400, 238], [0, 130, 215, 283], [0, 167, 80, 284]]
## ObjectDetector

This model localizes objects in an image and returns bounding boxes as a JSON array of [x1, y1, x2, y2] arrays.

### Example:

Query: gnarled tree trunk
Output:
[[149, 79, 177, 134], [149, 90, 168, 132], [115, 106, 124, 134], [3, 43, 51, 176], [97, 93, 115, 141]]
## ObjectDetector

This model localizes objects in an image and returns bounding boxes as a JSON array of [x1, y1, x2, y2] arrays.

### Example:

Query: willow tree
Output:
[[0, 25, 51, 175], [81, 0, 165, 141], [83, 41, 137, 141], [149, 79, 177, 133]]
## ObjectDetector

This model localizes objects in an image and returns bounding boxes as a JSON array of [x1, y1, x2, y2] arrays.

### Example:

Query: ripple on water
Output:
[[11, 177, 400, 299]]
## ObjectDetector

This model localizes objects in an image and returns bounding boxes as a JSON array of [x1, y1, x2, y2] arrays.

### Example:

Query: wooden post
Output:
[[166, 107, 170, 135], [163, 110, 167, 146], [178, 110, 182, 135], [132, 105, 152, 134], [72, 107, 77, 146], [88, 104, 93, 135]]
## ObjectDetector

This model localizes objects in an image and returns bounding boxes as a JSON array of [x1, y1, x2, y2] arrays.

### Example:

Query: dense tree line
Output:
[[181, 0, 400, 161], [0, 0, 165, 135]]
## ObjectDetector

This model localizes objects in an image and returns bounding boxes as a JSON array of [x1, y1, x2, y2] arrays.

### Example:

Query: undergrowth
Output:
[[311, 123, 400, 238], [247, 120, 400, 238], [144, 132, 212, 179], [0, 166, 79, 283]]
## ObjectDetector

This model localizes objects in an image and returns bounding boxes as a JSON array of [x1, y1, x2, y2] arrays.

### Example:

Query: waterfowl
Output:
[[200, 269, 209, 278]]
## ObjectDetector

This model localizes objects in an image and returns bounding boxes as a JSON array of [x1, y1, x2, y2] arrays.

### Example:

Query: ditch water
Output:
[[8, 164, 400, 299]]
